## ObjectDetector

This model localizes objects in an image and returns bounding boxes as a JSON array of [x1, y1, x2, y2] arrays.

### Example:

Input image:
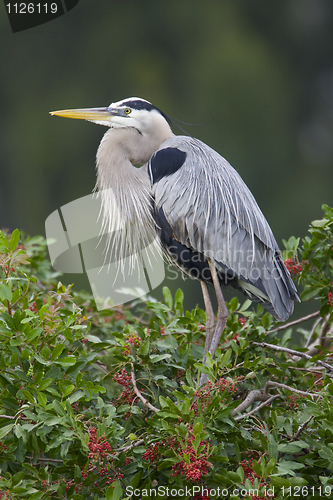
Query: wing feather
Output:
[[150, 136, 298, 320]]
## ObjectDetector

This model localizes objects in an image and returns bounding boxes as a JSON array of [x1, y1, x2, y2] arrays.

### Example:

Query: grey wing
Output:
[[150, 136, 298, 321]]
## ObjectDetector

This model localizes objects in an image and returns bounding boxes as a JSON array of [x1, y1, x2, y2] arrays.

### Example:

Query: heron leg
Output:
[[200, 281, 216, 355], [199, 259, 229, 386]]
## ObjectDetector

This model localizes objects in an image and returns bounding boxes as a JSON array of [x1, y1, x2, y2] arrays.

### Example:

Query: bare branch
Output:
[[0, 414, 28, 420], [26, 456, 63, 463], [234, 395, 280, 421], [293, 414, 314, 441], [130, 363, 159, 412], [231, 389, 271, 417], [232, 379, 320, 420], [264, 381, 319, 399], [297, 316, 333, 359], [251, 341, 333, 372], [268, 311, 320, 334], [288, 366, 325, 373], [117, 439, 145, 453], [305, 317, 322, 348]]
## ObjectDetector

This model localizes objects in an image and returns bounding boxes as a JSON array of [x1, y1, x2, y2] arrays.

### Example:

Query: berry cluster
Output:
[[327, 292, 333, 306], [113, 368, 136, 407], [287, 394, 299, 410], [142, 430, 212, 483], [175, 368, 185, 384], [194, 492, 211, 500], [62, 427, 125, 495], [238, 317, 247, 327], [171, 430, 211, 482], [87, 426, 111, 463], [29, 302, 38, 313], [193, 377, 242, 413], [142, 441, 162, 463], [284, 259, 303, 276], [240, 450, 273, 498], [123, 332, 141, 356]]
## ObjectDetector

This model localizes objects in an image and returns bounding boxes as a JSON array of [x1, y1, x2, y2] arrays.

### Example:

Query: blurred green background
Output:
[[1, 0, 333, 314]]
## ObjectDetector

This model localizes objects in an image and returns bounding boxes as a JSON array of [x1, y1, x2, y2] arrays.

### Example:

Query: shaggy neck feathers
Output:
[[94, 122, 173, 271]]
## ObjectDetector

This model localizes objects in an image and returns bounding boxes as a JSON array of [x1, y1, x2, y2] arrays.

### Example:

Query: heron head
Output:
[[50, 97, 172, 137]]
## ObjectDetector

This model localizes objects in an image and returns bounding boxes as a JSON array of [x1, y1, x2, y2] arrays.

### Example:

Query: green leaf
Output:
[[300, 287, 321, 302], [150, 353, 171, 363], [175, 288, 184, 314], [311, 218, 330, 228], [53, 400, 66, 416], [86, 334, 102, 343], [265, 457, 276, 476], [138, 340, 150, 357], [193, 421, 203, 436], [252, 459, 262, 477], [55, 356, 76, 366], [106, 480, 122, 500], [0, 233, 9, 252], [63, 384, 75, 397], [28, 492, 44, 500], [9, 229, 20, 252], [69, 391, 85, 404], [21, 390, 35, 404], [226, 470, 242, 483], [163, 286, 173, 309], [38, 392, 47, 407], [268, 433, 278, 461], [26, 327, 43, 341], [0, 282, 12, 302], [0, 423, 14, 439], [51, 344, 65, 361], [39, 378, 53, 391]]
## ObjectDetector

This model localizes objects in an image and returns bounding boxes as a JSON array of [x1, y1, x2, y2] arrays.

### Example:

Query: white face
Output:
[[50, 97, 169, 135], [104, 97, 168, 136]]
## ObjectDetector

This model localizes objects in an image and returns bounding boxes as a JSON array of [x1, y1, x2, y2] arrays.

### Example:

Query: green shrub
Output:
[[0, 205, 333, 499]]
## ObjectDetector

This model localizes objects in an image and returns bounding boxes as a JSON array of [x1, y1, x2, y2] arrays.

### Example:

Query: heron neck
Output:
[[95, 127, 158, 238], [94, 127, 163, 271]]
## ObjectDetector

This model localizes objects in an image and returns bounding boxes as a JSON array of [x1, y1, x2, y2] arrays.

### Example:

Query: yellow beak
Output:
[[49, 107, 113, 121]]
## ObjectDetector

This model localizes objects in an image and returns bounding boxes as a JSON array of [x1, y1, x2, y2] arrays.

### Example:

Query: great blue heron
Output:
[[51, 97, 299, 382]]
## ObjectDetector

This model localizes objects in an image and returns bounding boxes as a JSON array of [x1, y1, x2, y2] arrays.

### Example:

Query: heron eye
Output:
[[124, 108, 131, 115]]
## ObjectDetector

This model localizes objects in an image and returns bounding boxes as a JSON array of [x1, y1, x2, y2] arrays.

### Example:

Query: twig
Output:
[[268, 311, 320, 334], [234, 395, 280, 421], [251, 341, 333, 372], [232, 377, 320, 419], [264, 381, 318, 399], [288, 366, 325, 372], [305, 317, 322, 348], [117, 439, 145, 453], [297, 316, 333, 359], [130, 363, 159, 412], [293, 414, 314, 441], [231, 390, 271, 417], [26, 456, 63, 463], [0, 414, 28, 420], [94, 360, 109, 372]]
